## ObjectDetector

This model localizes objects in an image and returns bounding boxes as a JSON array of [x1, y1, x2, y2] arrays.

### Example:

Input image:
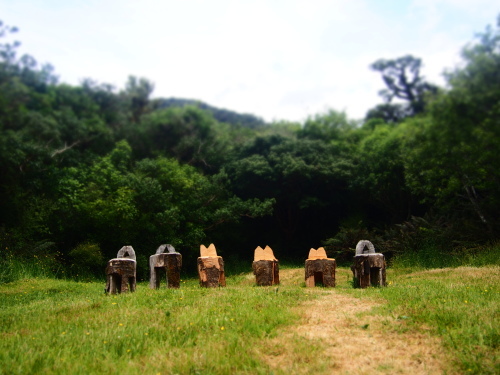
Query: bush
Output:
[[323, 226, 383, 266], [68, 242, 104, 279]]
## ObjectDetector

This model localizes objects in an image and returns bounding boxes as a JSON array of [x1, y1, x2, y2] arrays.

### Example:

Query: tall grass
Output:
[[389, 242, 500, 269], [0, 252, 63, 283]]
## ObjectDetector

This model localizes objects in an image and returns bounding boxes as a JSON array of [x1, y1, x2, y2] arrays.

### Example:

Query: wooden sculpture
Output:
[[351, 240, 386, 288], [149, 244, 182, 289], [197, 243, 226, 287], [252, 246, 279, 286], [304, 247, 336, 287], [105, 246, 137, 294]]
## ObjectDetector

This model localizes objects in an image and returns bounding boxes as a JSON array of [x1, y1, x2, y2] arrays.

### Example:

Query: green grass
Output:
[[0, 252, 64, 284], [0, 271, 309, 375], [389, 242, 500, 270], [0, 262, 498, 374], [342, 266, 500, 375]]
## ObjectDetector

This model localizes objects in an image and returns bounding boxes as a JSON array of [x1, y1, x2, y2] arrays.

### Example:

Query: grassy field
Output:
[[0, 264, 498, 374]]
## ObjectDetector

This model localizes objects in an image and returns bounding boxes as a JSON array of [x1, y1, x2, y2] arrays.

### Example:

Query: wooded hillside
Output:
[[1, 18, 499, 279]]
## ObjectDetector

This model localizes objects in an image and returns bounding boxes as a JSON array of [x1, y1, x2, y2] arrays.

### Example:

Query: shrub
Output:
[[68, 242, 104, 279]]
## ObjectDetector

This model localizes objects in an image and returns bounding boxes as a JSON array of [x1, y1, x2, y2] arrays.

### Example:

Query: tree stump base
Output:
[[105, 259, 137, 294], [252, 260, 279, 286], [105, 246, 137, 294], [149, 252, 182, 289], [351, 254, 386, 288], [305, 258, 336, 287], [197, 256, 226, 287]]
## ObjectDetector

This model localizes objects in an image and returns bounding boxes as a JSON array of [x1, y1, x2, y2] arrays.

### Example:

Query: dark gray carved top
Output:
[[117, 245, 136, 260], [355, 240, 376, 255], [155, 244, 177, 255]]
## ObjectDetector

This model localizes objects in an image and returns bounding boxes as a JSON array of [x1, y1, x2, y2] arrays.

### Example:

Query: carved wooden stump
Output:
[[105, 246, 137, 294], [149, 244, 182, 289], [305, 247, 336, 287], [351, 240, 386, 288], [252, 245, 279, 286], [197, 244, 226, 288]]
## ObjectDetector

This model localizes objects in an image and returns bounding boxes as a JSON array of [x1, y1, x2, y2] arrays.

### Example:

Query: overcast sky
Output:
[[2, 0, 498, 122]]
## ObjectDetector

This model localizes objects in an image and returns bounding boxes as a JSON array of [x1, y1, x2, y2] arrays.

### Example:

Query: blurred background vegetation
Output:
[[1, 17, 499, 282]]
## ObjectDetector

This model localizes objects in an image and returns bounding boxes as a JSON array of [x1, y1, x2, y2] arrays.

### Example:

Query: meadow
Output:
[[0, 257, 498, 374]]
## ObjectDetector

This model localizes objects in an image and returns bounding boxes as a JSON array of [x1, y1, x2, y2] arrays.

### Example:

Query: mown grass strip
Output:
[[340, 266, 500, 375]]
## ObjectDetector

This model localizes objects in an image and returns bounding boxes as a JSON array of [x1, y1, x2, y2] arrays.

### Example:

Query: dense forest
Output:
[[1, 17, 499, 280]]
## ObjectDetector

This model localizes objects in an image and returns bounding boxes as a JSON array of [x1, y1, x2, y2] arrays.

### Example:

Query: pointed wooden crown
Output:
[[200, 243, 218, 257], [254, 246, 277, 261], [308, 247, 327, 260]]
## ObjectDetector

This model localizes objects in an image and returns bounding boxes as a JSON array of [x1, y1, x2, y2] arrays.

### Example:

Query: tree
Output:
[[370, 55, 438, 118], [121, 75, 154, 123], [225, 135, 354, 256], [53, 141, 274, 260], [298, 109, 356, 144], [352, 123, 417, 224], [402, 18, 500, 236], [132, 106, 234, 172], [0, 20, 19, 66], [365, 102, 412, 124]]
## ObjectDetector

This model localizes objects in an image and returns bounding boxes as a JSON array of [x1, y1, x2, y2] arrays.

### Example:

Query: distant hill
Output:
[[153, 98, 267, 129]]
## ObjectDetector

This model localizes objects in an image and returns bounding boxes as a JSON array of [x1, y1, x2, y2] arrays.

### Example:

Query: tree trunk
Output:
[[351, 254, 386, 288], [149, 253, 182, 289], [105, 259, 136, 294], [197, 256, 226, 287], [305, 259, 336, 287], [252, 260, 279, 286]]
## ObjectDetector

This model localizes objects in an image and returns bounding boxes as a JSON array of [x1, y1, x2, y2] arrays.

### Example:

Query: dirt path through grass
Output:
[[263, 269, 452, 374]]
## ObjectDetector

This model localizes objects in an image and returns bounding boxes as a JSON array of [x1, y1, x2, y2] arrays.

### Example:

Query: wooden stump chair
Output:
[[197, 243, 226, 288], [305, 247, 336, 287], [351, 240, 386, 288], [149, 244, 182, 289], [252, 246, 279, 286], [105, 246, 137, 294]]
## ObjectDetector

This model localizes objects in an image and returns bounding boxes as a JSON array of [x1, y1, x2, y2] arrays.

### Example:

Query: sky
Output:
[[1, 0, 499, 123]]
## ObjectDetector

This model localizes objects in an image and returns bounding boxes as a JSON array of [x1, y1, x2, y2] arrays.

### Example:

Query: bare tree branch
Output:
[[51, 140, 81, 158]]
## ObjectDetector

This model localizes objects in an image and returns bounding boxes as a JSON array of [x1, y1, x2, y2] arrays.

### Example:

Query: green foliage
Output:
[[298, 109, 357, 144], [225, 135, 354, 256], [323, 226, 382, 265], [0, 246, 62, 283], [68, 242, 103, 279], [352, 123, 416, 223], [365, 102, 411, 123], [154, 97, 267, 129], [122, 75, 154, 123], [131, 106, 234, 171], [370, 54, 438, 116], [53, 141, 273, 264], [1, 16, 500, 275], [401, 21, 500, 236]]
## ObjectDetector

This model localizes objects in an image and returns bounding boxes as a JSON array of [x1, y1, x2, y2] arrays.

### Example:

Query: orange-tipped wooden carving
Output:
[[200, 243, 218, 258], [197, 243, 225, 287], [307, 247, 327, 260], [305, 247, 336, 287], [252, 245, 279, 286], [254, 245, 277, 261]]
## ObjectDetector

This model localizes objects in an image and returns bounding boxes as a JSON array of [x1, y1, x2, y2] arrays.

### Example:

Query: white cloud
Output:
[[2, 0, 498, 122]]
